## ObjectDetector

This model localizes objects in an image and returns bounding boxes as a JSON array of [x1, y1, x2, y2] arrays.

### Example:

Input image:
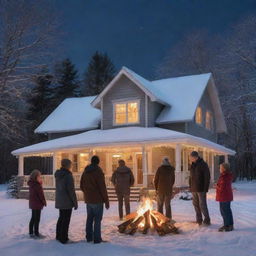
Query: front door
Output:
[[135, 153, 143, 186]]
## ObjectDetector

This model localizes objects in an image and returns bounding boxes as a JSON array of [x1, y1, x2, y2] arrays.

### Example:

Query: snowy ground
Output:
[[0, 182, 256, 256]]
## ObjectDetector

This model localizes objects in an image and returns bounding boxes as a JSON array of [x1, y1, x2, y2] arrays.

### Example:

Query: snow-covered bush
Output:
[[7, 176, 20, 198], [179, 191, 193, 201]]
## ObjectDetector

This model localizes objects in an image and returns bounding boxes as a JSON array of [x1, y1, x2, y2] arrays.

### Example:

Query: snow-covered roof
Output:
[[12, 127, 235, 156], [91, 67, 226, 132], [35, 96, 101, 134]]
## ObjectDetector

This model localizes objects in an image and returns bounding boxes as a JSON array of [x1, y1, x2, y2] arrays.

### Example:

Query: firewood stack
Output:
[[118, 206, 179, 236]]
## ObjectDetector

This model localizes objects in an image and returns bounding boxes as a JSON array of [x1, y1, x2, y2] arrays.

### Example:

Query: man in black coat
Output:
[[55, 159, 78, 244], [154, 157, 175, 219], [111, 159, 134, 220], [189, 151, 211, 226]]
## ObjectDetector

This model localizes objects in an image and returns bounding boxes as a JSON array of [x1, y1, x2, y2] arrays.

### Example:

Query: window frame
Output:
[[195, 106, 203, 126], [112, 99, 140, 126], [205, 110, 214, 131]]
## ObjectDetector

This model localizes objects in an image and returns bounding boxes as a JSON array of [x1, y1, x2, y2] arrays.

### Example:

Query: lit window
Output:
[[114, 101, 139, 125], [195, 107, 202, 124], [206, 111, 213, 130]]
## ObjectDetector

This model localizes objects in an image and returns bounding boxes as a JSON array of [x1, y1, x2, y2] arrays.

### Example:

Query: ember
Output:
[[118, 198, 179, 236]]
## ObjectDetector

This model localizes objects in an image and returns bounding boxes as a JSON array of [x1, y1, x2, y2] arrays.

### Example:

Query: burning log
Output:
[[117, 197, 179, 236], [142, 210, 151, 234], [118, 218, 135, 233], [125, 216, 144, 235]]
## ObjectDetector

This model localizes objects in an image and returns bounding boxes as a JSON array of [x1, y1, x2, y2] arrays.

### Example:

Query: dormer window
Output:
[[206, 111, 213, 131], [114, 100, 140, 125], [195, 107, 202, 125]]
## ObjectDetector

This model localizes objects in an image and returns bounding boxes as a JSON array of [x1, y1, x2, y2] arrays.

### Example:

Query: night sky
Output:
[[55, 0, 256, 79]]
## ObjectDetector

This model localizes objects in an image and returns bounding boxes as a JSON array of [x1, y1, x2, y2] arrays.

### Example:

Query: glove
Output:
[[105, 201, 110, 210], [74, 205, 78, 210]]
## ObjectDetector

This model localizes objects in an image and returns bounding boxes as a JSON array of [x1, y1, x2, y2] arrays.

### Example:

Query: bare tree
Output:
[[0, 0, 59, 140], [157, 17, 256, 180]]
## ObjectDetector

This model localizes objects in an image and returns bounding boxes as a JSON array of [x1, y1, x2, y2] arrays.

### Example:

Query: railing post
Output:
[[175, 144, 182, 187]]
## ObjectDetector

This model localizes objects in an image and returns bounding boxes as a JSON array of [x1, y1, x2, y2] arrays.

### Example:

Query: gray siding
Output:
[[147, 98, 163, 127], [102, 75, 146, 129], [158, 122, 186, 133], [48, 131, 87, 140], [186, 89, 217, 142]]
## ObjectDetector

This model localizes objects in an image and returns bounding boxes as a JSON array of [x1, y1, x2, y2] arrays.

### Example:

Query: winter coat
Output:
[[28, 180, 46, 210], [216, 171, 233, 202], [190, 157, 210, 192], [55, 168, 78, 209], [154, 165, 175, 195], [80, 164, 109, 204], [111, 166, 135, 195]]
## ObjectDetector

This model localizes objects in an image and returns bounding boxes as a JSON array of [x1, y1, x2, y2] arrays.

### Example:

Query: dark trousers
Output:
[[86, 203, 103, 243], [56, 209, 72, 243], [117, 193, 130, 219], [192, 192, 210, 224], [220, 202, 234, 226], [29, 209, 41, 235], [157, 194, 172, 219]]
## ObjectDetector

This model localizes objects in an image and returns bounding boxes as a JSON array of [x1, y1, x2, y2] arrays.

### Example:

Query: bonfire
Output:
[[118, 198, 179, 236]]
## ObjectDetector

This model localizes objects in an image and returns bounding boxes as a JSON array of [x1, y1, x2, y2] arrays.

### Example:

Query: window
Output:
[[206, 111, 213, 131], [114, 100, 139, 125], [195, 107, 202, 124]]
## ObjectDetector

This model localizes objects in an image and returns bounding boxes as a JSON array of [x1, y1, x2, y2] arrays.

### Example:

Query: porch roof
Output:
[[12, 127, 235, 156]]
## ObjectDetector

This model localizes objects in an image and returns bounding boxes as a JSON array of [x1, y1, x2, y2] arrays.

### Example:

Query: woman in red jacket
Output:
[[216, 163, 234, 232], [28, 169, 47, 238]]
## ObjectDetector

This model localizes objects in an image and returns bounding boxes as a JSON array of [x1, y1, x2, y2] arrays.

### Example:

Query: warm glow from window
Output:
[[195, 107, 202, 124], [114, 101, 139, 125], [206, 111, 213, 130]]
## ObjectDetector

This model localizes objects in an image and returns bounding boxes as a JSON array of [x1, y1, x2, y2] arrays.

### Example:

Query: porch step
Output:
[[107, 187, 141, 202]]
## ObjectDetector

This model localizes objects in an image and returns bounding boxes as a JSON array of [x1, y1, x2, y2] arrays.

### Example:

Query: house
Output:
[[12, 67, 235, 199]]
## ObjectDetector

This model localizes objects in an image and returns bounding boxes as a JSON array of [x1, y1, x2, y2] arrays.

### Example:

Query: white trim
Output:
[[145, 94, 148, 127], [112, 99, 140, 126], [101, 99, 104, 130]]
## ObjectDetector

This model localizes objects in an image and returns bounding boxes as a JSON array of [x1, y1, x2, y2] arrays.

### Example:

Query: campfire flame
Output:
[[118, 197, 179, 236]]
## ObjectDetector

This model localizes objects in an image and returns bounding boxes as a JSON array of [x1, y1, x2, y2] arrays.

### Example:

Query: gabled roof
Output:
[[91, 67, 169, 108], [35, 96, 101, 134], [12, 127, 235, 156], [92, 66, 227, 133]]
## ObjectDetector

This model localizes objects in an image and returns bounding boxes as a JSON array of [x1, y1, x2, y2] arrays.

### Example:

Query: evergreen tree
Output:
[[27, 69, 54, 142], [54, 58, 81, 100], [83, 51, 115, 95]]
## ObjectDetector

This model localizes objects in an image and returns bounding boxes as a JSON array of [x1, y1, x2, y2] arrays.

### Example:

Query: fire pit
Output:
[[118, 198, 179, 236]]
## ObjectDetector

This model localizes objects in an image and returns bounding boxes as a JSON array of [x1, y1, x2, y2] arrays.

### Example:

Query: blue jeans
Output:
[[219, 202, 234, 226], [86, 203, 103, 243]]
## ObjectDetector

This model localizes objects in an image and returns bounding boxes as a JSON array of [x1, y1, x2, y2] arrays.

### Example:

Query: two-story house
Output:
[[12, 67, 235, 198]]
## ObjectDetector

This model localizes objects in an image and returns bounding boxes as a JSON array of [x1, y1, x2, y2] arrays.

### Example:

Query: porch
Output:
[[12, 127, 235, 192]]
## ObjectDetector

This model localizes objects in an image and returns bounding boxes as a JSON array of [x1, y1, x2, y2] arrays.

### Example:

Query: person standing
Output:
[[80, 156, 109, 244], [28, 169, 47, 238], [55, 159, 78, 244], [111, 159, 135, 220], [154, 157, 175, 219], [189, 151, 211, 226], [216, 163, 234, 232]]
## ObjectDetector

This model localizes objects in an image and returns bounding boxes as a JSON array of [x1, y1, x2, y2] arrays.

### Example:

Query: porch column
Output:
[[175, 144, 182, 187], [18, 155, 24, 176], [211, 153, 215, 183], [52, 152, 58, 187], [142, 146, 148, 187], [224, 154, 229, 163]]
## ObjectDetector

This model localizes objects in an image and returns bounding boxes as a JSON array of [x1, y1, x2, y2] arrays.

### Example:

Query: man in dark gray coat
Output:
[[111, 160, 134, 220], [154, 157, 175, 219], [189, 151, 211, 226], [55, 159, 78, 244]]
